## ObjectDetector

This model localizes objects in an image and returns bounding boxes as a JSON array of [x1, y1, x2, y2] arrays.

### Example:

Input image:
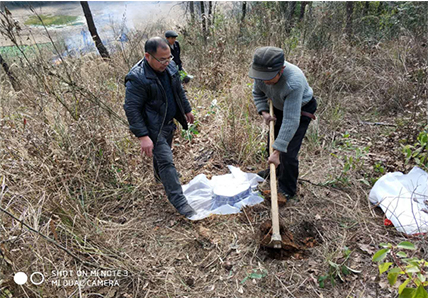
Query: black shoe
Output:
[[257, 168, 270, 179], [177, 203, 196, 218]]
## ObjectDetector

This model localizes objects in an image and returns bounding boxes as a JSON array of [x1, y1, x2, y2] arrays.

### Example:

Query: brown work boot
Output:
[[259, 189, 287, 207]]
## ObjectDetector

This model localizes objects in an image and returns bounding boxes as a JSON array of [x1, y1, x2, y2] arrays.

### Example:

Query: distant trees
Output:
[[238, 1, 247, 38], [189, 1, 215, 44], [193, 1, 427, 47], [241, 1, 247, 24], [80, 1, 110, 60], [299, 2, 308, 21], [287, 2, 297, 21], [363, 1, 370, 16], [346, 2, 354, 38], [208, 1, 212, 27], [189, 2, 195, 23], [199, 1, 206, 43], [179, 1, 426, 61]]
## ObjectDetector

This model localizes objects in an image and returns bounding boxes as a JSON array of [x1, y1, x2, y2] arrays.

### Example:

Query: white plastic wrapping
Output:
[[369, 167, 428, 234], [182, 165, 264, 220]]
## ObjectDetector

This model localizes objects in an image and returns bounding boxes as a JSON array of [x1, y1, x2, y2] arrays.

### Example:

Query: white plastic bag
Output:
[[182, 165, 264, 220], [369, 166, 428, 234]]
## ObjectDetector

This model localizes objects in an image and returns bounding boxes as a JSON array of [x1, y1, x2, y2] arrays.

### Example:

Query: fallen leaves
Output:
[[357, 243, 377, 255]]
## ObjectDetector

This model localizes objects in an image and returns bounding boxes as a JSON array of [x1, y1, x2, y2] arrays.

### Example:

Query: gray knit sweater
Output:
[[252, 61, 313, 153]]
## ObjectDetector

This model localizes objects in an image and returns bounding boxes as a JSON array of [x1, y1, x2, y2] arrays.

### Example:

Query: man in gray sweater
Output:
[[249, 46, 317, 199]]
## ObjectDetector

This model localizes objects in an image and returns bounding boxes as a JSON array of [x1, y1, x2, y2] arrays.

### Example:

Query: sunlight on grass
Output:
[[25, 15, 78, 26]]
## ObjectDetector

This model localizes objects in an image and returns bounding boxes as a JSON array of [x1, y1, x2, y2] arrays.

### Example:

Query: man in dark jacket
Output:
[[165, 30, 182, 71], [123, 37, 196, 218]]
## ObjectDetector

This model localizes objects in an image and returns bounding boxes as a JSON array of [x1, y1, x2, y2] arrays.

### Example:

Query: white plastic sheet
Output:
[[182, 165, 264, 220], [369, 166, 428, 234]]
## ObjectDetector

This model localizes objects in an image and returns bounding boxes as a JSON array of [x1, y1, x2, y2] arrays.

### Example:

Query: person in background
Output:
[[165, 30, 193, 84], [249, 46, 317, 200], [123, 37, 196, 218], [165, 30, 182, 71]]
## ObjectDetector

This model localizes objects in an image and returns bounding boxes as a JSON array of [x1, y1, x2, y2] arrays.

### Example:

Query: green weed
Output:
[[181, 120, 200, 141], [241, 269, 268, 284], [373, 241, 428, 298], [328, 133, 370, 187], [403, 126, 428, 171], [25, 15, 78, 26], [318, 246, 361, 288]]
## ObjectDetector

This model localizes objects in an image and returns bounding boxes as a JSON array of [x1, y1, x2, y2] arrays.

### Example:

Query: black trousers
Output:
[[268, 97, 317, 197], [152, 122, 188, 210]]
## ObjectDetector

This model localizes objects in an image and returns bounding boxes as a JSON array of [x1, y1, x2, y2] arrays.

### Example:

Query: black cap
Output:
[[165, 30, 178, 38], [249, 47, 285, 80]]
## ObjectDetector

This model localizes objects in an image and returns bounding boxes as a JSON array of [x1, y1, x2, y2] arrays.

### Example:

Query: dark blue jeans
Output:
[[153, 123, 188, 210], [269, 97, 317, 197]]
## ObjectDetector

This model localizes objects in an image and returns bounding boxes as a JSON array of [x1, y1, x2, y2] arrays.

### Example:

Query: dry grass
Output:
[[1, 4, 427, 298]]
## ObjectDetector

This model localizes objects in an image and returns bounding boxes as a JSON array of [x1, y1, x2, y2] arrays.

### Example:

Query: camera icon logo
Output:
[[14, 272, 45, 285], [13, 272, 27, 285]]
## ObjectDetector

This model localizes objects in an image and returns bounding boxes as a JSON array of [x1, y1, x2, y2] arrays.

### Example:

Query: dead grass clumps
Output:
[[1, 3, 427, 297]]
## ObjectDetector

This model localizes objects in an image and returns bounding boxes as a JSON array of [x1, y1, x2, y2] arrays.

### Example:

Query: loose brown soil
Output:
[[259, 220, 321, 260]]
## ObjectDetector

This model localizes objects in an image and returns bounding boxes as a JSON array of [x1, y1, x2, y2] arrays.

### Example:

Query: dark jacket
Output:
[[170, 41, 182, 71], [123, 59, 191, 142]]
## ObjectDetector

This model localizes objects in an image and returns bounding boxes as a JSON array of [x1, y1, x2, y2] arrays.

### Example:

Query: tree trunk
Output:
[[200, 1, 207, 43], [286, 2, 296, 31], [238, 1, 247, 39], [377, 2, 383, 15], [279, 2, 288, 17], [241, 1, 247, 23], [346, 2, 354, 38], [0, 54, 20, 91], [288, 2, 296, 19], [299, 2, 308, 21], [207, 1, 212, 28], [363, 1, 370, 15], [80, 1, 110, 60], [189, 1, 195, 23]]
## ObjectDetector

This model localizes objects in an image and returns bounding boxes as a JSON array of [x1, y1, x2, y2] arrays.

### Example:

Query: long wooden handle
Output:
[[269, 100, 282, 248]]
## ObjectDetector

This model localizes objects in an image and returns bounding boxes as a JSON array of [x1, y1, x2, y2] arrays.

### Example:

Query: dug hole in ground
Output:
[[183, 165, 323, 259]]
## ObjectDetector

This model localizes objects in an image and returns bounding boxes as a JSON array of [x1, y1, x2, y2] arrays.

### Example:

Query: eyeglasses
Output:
[[149, 53, 174, 65]]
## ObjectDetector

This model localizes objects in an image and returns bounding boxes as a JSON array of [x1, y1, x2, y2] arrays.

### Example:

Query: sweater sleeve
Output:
[[272, 83, 303, 153], [252, 80, 269, 114]]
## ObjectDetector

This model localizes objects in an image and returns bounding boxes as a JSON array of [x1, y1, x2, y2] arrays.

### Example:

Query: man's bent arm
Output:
[[273, 87, 304, 153]]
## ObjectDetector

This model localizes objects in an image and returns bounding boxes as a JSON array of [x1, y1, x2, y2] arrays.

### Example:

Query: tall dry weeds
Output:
[[0, 2, 427, 297]]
